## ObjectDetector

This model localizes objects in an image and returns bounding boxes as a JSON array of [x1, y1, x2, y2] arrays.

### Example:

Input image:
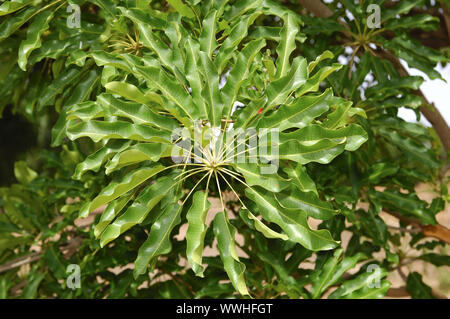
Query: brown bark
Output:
[[383, 209, 450, 245], [297, 0, 333, 18], [422, 224, 450, 245], [441, 3, 450, 41], [0, 253, 41, 274]]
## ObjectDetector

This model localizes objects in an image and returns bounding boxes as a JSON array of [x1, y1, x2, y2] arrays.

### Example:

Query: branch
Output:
[[297, 0, 333, 18], [422, 224, 450, 245], [441, 3, 450, 41], [0, 253, 41, 274], [383, 209, 450, 245]]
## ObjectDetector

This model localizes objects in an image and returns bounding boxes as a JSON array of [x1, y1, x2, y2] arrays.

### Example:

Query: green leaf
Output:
[[166, 0, 195, 18], [14, 161, 37, 185], [382, 0, 424, 22], [370, 190, 437, 225], [419, 254, 450, 267], [199, 51, 223, 127], [79, 165, 165, 218], [246, 187, 339, 251], [104, 81, 163, 106], [105, 143, 169, 175], [279, 124, 368, 152], [213, 211, 249, 296], [21, 271, 45, 298], [275, 13, 298, 78], [94, 194, 134, 238], [214, 11, 262, 73], [134, 203, 182, 278], [66, 120, 171, 143], [310, 249, 367, 298], [184, 39, 208, 119], [186, 191, 211, 277], [275, 190, 338, 221], [239, 208, 289, 240], [385, 14, 439, 31], [406, 272, 435, 299], [0, 0, 33, 16], [18, 10, 53, 71], [235, 163, 290, 193], [329, 267, 390, 299], [199, 11, 218, 58], [221, 39, 266, 120], [256, 89, 331, 131], [73, 140, 132, 179], [283, 164, 317, 195], [278, 139, 346, 164], [133, 65, 198, 123], [99, 176, 178, 247], [97, 94, 177, 131]]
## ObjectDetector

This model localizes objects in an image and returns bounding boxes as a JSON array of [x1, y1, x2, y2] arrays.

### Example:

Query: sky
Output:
[[397, 62, 450, 127]]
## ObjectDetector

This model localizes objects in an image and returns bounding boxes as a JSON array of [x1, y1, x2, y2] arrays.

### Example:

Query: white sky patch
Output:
[[398, 60, 450, 126]]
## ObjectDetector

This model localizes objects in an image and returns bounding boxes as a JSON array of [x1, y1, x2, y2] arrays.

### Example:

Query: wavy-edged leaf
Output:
[[0, 0, 33, 16], [184, 39, 208, 119], [73, 140, 131, 179], [97, 93, 177, 131], [213, 211, 249, 296], [275, 13, 298, 78], [134, 203, 182, 278], [235, 163, 289, 193], [18, 10, 54, 71], [283, 164, 317, 195], [328, 268, 391, 299], [133, 65, 198, 123], [275, 190, 338, 221], [104, 81, 163, 106], [66, 120, 171, 143], [221, 38, 266, 120], [79, 165, 165, 218], [0, 6, 37, 41], [278, 139, 346, 164], [279, 123, 368, 152], [256, 89, 331, 130], [94, 193, 134, 238], [239, 208, 288, 240], [186, 191, 211, 277], [105, 143, 169, 174], [310, 249, 367, 298], [199, 51, 223, 127], [199, 10, 218, 58], [406, 272, 435, 299], [100, 176, 178, 247], [246, 187, 339, 251]]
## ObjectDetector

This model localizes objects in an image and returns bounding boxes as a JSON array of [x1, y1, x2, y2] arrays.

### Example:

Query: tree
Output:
[[0, 0, 449, 299]]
